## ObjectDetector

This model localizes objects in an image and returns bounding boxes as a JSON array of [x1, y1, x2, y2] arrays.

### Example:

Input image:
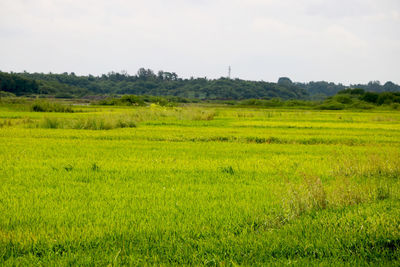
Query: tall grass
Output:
[[38, 115, 137, 130], [283, 152, 400, 222], [130, 106, 216, 122], [0, 118, 33, 128], [31, 100, 74, 113], [34, 107, 216, 130]]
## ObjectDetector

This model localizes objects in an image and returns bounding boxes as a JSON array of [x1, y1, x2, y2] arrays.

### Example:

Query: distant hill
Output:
[[1, 69, 399, 100]]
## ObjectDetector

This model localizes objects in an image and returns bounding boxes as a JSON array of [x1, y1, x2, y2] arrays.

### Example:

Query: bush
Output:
[[391, 103, 400, 110], [317, 101, 345, 110], [361, 92, 379, 103], [284, 100, 316, 107], [333, 95, 353, 104], [120, 95, 146, 106], [377, 92, 400, 105], [350, 101, 375, 110]]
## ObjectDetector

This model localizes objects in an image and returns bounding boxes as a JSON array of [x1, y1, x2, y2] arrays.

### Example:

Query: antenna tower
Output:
[[228, 66, 231, 79]]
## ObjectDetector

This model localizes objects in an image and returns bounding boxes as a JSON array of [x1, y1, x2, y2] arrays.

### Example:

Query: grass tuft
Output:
[[31, 100, 74, 113], [37, 115, 137, 130]]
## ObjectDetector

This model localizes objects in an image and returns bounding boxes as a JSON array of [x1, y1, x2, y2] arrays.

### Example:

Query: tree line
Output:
[[1, 69, 399, 100], [0, 72, 39, 96]]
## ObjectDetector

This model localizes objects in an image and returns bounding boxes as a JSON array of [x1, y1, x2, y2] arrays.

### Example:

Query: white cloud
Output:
[[0, 0, 399, 84]]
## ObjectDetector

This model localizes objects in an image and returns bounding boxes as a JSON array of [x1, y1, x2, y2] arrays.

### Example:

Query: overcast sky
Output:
[[0, 0, 399, 84]]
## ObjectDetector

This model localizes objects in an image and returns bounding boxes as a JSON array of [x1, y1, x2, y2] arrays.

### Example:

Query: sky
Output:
[[0, 0, 399, 84]]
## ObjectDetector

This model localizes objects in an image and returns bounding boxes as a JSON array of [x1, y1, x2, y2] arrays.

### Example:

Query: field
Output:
[[0, 102, 400, 265]]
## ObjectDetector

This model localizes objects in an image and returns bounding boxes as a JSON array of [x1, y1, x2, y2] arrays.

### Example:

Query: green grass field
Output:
[[0, 103, 399, 265]]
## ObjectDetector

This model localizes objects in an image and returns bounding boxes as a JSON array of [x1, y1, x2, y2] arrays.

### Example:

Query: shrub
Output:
[[120, 95, 146, 106], [391, 103, 400, 110], [317, 101, 345, 110], [377, 92, 400, 105], [350, 101, 375, 110], [334, 95, 353, 104], [361, 92, 379, 103]]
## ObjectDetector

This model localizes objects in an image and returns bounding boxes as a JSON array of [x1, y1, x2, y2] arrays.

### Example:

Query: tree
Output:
[[277, 77, 293, 86], [137, 68, 155, 80]]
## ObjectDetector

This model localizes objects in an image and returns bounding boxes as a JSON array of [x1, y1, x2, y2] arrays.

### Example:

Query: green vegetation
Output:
[[30, 100, 74, 113], [296, 80, 400, 99], [2, 70, 399, 100], [0, 72, 39, 96], [36, 115, 137, 130], [1, 70, 308, 100], [0, 91, 16, 98], [321, 89, 400, 110], [95, 90, 400, 111], [0, 99, 399, 265], [96, 94, 197, 107]]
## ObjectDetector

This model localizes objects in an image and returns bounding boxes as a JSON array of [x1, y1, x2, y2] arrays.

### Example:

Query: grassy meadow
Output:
[[0, 100, 400, 265]]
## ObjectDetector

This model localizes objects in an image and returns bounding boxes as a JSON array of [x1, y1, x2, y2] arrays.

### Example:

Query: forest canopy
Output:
[[1, 69, 399, 100]]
